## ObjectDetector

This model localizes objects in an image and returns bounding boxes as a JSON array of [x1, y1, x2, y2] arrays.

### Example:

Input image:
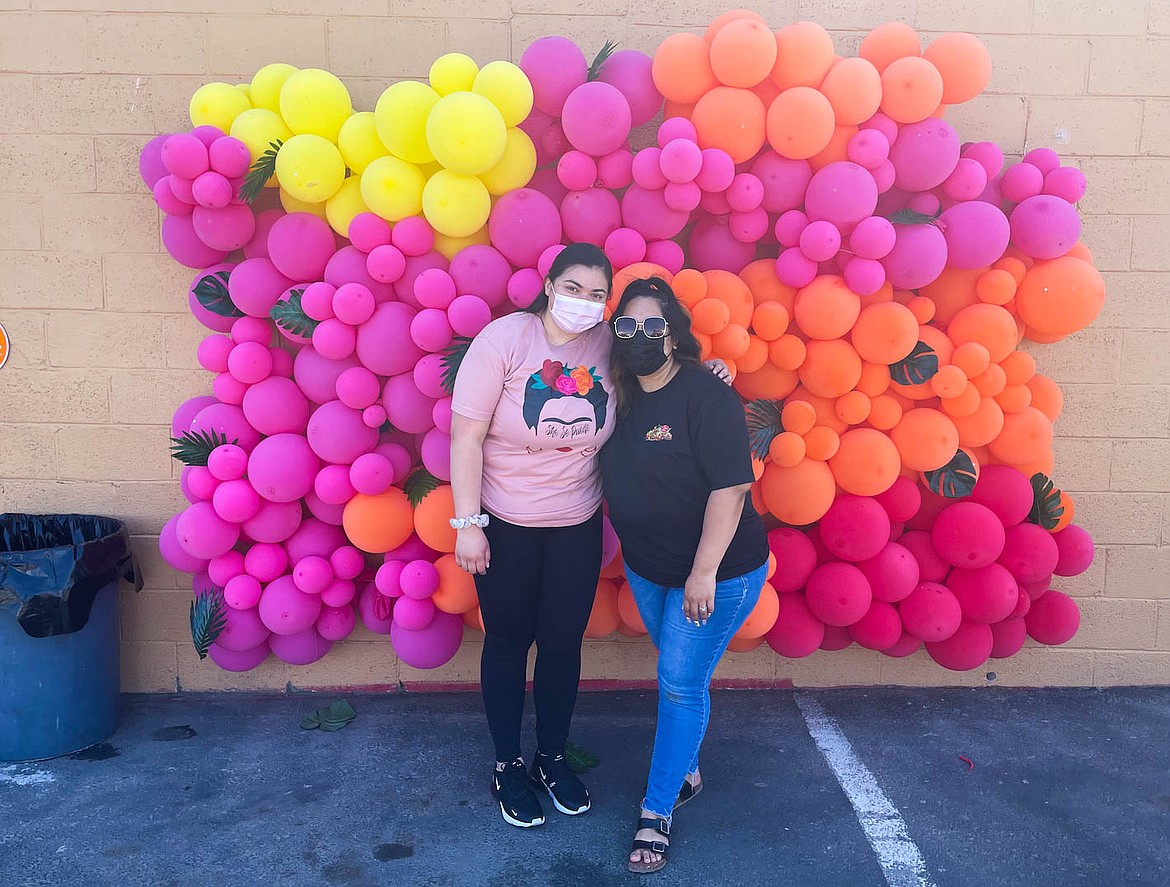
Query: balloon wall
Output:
[[149, 14, 1101, 677]]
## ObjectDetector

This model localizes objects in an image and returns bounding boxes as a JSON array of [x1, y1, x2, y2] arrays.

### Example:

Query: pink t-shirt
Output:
[[451, 312, 615, 528]]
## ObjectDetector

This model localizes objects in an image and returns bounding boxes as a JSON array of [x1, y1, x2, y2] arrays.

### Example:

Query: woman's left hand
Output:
[[683, 570, 717, 626], [703, 359, 733, 386]]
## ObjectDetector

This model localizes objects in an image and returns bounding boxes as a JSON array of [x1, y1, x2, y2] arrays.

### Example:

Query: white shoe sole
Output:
[[497, 800, 544, 828], [536, 782, 591, 816]]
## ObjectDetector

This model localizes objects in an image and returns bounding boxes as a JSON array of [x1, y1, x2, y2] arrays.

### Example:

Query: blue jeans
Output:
[[626, 561, 767, 822]]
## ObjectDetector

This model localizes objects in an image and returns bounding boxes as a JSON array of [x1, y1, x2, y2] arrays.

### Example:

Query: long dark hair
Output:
[[610, 276, 702, 416], [524, 242, 613, 315]]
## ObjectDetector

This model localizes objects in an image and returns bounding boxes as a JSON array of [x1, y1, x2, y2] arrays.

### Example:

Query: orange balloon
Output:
[[1027, 373, 1063, 422], [794, 275, 861, 340], [829, 428, 901, 496], [919, 266, 982, 325], [859, 21, 921, 74], [781, 399, 817, 435], [705, 269, 754, 326], [769, 430, 807, 467], [611, 262, 672, 303], [972, 363, 1007, 398], [710, 18, 777, 88], [952, 342, 991, 378], [788, 385, 848, 433], [880, 56, 944, 124], [713, 323, 751, 359], [766, 86, 836, 160], [977, 269, 1016, 305], [728, 634, 764, 652], [892, 324, 954, 402], [753, 78, 781, 108], [995, 383, 1032, 413], [802, 425, 840, 460], [691, 297, 732, 334], [941, 381, 982, 418], [741, 258, 797, 311], [1051, 490, 1075, 533], [673, 268, 708, 308], [989, 406, 1053, 465], [818, 56, 882, 125], [653, 33, 718, 103], [724, 357, 740, 380], [695, 331, 714, 360], [693, 86, 767, 163], [413, 484, 457, 552], [585, 579, 620, 639], [733, 361, 799, 402], [769, 334, 807, 370], [705, 8, 767, 43], [930, 364, 967, 399], [433, 553, 478, 614], [1000, 351, 1036, 386], [736, 582, 780, 638], [1065, 242, 1093, 263], [867, 394, 903, 430], [771, 21, 835, 90], [750, 479, 768, 516], [753, 457, 767, 481], [859, 280, 895, 309], [664, 99, 695, 119], [342, 486, 413, 554], [850, 301, 918, 363], [1015, 257, 1105, 341], [922, 32, 992, 105], [890, 408, 959, 471], [948, 303, 1018, 364], [799, 338, 863, 399], [616, 580, 646, 634], [761, 457, 836, 525], [462, 606, 484, 632], [739, 335, 769, 373], [857, 361, 891, 397], [950, 395, 1004, 448], [752, 300, 790, 340], [601, 547, 625, 579], [995, 256, 1028, 285], [835, 390, 872, 425], [809, 124, 858, 172], [907, 295, 936, 324]]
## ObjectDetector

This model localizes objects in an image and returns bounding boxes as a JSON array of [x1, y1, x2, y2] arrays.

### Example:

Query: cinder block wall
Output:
[[1, 1, 1167, 692]]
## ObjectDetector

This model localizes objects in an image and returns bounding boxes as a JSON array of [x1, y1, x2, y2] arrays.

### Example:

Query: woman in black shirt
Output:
[[599, 277, 769, 874]]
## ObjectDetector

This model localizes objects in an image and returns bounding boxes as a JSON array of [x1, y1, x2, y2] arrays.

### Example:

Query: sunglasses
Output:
[[613, 316, 669, 339]]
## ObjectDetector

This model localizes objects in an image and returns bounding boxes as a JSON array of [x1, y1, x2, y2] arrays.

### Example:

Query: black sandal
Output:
[[675, 777, 703, 809], [628, 815, 670, 874]]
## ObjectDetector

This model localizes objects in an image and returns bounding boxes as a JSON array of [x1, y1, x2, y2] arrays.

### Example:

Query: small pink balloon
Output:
[[1053, 524, 1094, 577], [215, 605, 270, 652], [367, 244, 407, 284], [558, 151, 599, 191], [316, 605, 356, 641], [447, 294, 492, 338], [247, 432, 320, 503], [242, 500, 303, 545], [228, 257, 294, 319], [192, 170, 233, 209], [849, 216, 896, 260], [962, 141, 1004, 179], [622, 184, 689, 240], [328, 283, 373, 325], [312, 317, 357, 360], [537, 244, 565, 278], [394, 595, 436, 630], [645, 239, 684, 273], [689, 215, 755, 273], [449, 245, 512, 307], [212, 372, 247, 406], [508, 268, 543, 309], [659, 138, 703, 184], [159, 513, 210, 573], [208, 136, 251, 178], [562, 81, 632, 156], [597, 148, 634, 189], [170, 174, 197, 205], [940, 200, 1010, 269], [186, 466, 219, 502], [415, 268, 457, 310], [871, 159, 896, 193], [799, 219, 842, 262], [358, 581, 394, 633], [729, 207, 769, 244], [242, 376, 310, 435], [383, 373, 437, 434], [208, 550, 246, 589], [376, 560, 406, 597], [293, 555, 334, 594], [198, 334, 234, 372], [163, 213, 229, 269], [664, 180, 701, 212], [349, 212, 393, 253], [213, 478, 262, 523], [350, 452, 395, 495], [727, 173, 765, 213], [192, 203, 256, 252], [227, 341, 274, 384], [315, 463, 357, 505], [942, 158, 987, 202], [410, 307, 454, 352], [1023, 147, 1061, 175], [696, 147, 736, 192], [844, 257, 887, 296], [245, 541, 289, 582], [420, 427, 452, 481], [412, 353, 447, 400], [775, 209, 811, 249], [154, 175, 194, 216], [632, 147, 668, 190], [561, 187, 622, 247], [208, 443, 248, 481], [327, 245, 394, 303], [207, 640, 268, 672], [882, 222, 948, 290], [400, 559, 440, 600], [330, 546, 365, 581], [321, 577, 357, 609], [224, 574, 263, 610], [176, 500, 239, 560], [776, 248, 818, 287], [163, 132, 210, 179], [604, 227, 647, 268], [191, 125, 224, 146], [657, 117, 698, 146], [230, 315, 273, 346], [191, 401, 261, 452], [363, 404, 387, 428], [307, 400, 380, 464], [846, 129, 890, 170], [1042, 166, 1087, 204], [1001, 162, 1044, 204], [392, 216, 434, 257], [139, 133, 170, 189], [336, 365, 381, 409]]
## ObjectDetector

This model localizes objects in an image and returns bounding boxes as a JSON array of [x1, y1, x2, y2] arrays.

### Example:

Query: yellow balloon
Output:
[[235, 83, 252, 103], [325, 176, 370, 238], [423, 170, 491, 238], [375, 81, 439, 164], [275, 133, 346, 203], [430, 53, 480, 96], [280, 187, 328, 219], [472, 61, 535, 128], [279, 68, 352, 143], [338, 111, 388, 175], [251, 63, 299, 113], [230, 109, 293, 161], [433, 226, 492, 260], [360, 155, 426, 222], [479, 128, 537, 196], [425, 92, 507, 176], [189, 82, 251, 133]]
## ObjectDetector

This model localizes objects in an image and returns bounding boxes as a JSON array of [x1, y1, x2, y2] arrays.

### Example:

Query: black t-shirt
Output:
[[600, 362, 769, 587]]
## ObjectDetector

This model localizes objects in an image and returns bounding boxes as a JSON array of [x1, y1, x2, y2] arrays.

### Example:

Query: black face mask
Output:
[[617, 331, 670, 377]]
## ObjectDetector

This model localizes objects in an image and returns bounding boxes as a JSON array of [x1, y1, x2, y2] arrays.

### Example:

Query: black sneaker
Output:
[[491, 760, 545, 828], [529, 753, 591, 815]]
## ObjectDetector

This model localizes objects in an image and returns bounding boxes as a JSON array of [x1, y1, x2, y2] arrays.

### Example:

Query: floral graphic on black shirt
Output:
[[645, 424, 673, 441]]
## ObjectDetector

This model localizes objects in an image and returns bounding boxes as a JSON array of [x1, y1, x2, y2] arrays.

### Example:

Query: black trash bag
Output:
[[0, 514, 142, 639]]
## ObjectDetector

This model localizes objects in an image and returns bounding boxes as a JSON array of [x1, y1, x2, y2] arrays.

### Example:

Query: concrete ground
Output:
[[1, 687, 1168, 887]]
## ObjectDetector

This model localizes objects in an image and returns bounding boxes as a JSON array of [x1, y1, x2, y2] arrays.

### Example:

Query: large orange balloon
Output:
[[919, 266, 982, 325], [432, 553, 478, 614], [585, 579, 620, 638], [690, 87, 767, 164], [342, 487, 413, 554], [710, 18, 777, 88], [829, 428, 901, 496], [952, 342, 991, 378], [736, 582, 780, 638], [880, 56, 944, 124], [413, 484, 457, 552], [948, 304, 1018, 363], [769, 334, 807, 371], [1014, 257, 1105, 341], [771, 21, 835, 90], [819, 57, 882, 125], [705, 8, 767, 43], [611, 262, 672, 303], [850, 301, 919, 363], [799, 338, 863, 399], [923, 33, 992, 104], [950, 395, 1005, 448], [766, 86, 835, 160], [859, 21, 921, 74], [890, 408, 960, 471], [793, 275, 861, 340], [739, 335, 769, 373], [1027, 373, 1063, 421], [673, 268, 708, 307], [713, 323, 751, 359], [988, 406, 1053, 465], [734, 361, 799, 402], [692, 297, 732, 334], [752, 301, 790, 340], [616, 581, 647, 634], [741, 258, 797, 311], [803, 425, 840, 460], [706, 269, 754, 326], [760, 458, 836, 525], [653, 33, 718, 104]]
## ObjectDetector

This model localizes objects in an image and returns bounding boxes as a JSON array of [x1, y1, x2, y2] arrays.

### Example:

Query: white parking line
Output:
[[795, 692, 936, 887], [0, 765, 55, 786]]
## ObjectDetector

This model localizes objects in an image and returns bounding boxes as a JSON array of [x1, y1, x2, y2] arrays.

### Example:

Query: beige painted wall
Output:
[[1, 1, 1168, 692]]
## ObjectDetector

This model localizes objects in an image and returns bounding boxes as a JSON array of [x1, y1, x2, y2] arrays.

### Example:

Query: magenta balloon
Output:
[[596, 48, 661, 126], [420, 428, 452, 481], [208, 136, 251, 178], [391, 608, 464, 669], [400, 559, 440, 599], [213, 478, 262, 523], [799, 219, 841, 262], [139, 133, 170, 188], [367, 244, 407, 284], [946, 563, 1019, 624], [212, 370, 246, 404], [384, 372, 438, 434], [489, 188, 564, 268], [521, 35, 588, 117], [1053, 524, 1094, 577], [1009, 195, 1082, 260], [330, 545, 364, 581], [316, 604, 356, 642], [191, 125, 224, 147], [942, 158, 987, 202], [358, 582, 394, 634], [1042, 166, 1087, 204], [688, 216, 755, 273], [208, 443, 248, 482], [242, 208, 282, 259], [310, 317, 355, 360], [185, 465, 219, 501], [431, 398, 453, 435], [775, 248, 818, 288], [216, 605, 270, 652], [394, 596, 436, 631], [657, 117, 697, 145], [410, 307, 454, 353], [208, 550, 246, 587], [172, 395, 218, 439], [412, 352, 447, 400], [392, 217, 434, 257], [170, 174, 197, 206], [293, 554, 334, 594], [307, 400, 379, 464], [335, 365, 381, 409], [693, 147, 734, 193], [846, 129, 890, 170], [269, 627, 333, 664], [242, 499, 302, 544], [843, 257, 887, 296], [727, 173, 764, 213], [604, 227, 647, 268], [659, 138, 703, 184], [268, 213, 335, 282], [224, 573, 263, 610], [858, 542, 920, 603], [805, 162, 878, 233], [938, 200, 1010, 269], [889, 119, 960, 192], [227, 340, 273, 384], [246, 432, 319, 503], [286, 517, 347, 564], [645, 239, 685, 274], [162, 132, 209, 178], [413, 268, 457, 311], [159, 513, 210, 573], [449, 245, 511, 307], [871, 159, 896, 194], [849, 216, 896, 260], [508, 268, 543, 309], [176, 501, 239, 559], [305, 489, 345, 525], [561, 187, 623, 246], [192, 170, 233, 209], [209, 641, 268, 672], [664, 181, 701, 212], [819, 495, 892, 562], [775, 209, 809, 248], [389, 250, 443, 308], [243, 546, 290, 587], [538, 244, 565, 278], [632, 147, 668, 190], [557, 150, 598, 191], [326, 245, 395, 303], [163, 213, 229, 268], [153, 175, 193, 216], [191, 402, 260, 452], [349, 212, 393, 253], [1001, 162, 1044, 204], [331, 282, 376, 326], [621, 184, 689, 240], [292, 346, 358, 404], [315, 463, 357, 504], [932, 502, 1006, 569], [561, 81, 632, 157], [377, 560, 405, 597], [751, 151, 813, 214], [355, 302, 424, 376], [1023, 147, 1060, 175], [231, 315, 272, 346], [597, 148, 634, 189], [962, 141, 1004, 179], [882, 223, 948, 290], [447, 294, 492, 338], [908, 192, 940, 216], [192, 203, 256, 252], [861, 111, 897, 142], [349, 452, 395, 496]]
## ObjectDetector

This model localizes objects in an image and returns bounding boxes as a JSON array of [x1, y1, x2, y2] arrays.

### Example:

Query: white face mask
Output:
[[548, 291, 605, 334]]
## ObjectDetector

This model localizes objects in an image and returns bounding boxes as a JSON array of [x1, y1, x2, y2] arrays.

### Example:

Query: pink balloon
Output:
[[889, 118, 960, 192], [269, 346, 294, 377], [163, 213, 229, 268], [900, 581, 962, 642], [882, 222, 948, 290], [729, 207, 769, 244], [191, 402, 261, 452], [331, 283, 376, 325], [962, 141, 1004, 179], [215, 605, 270, 652], [843, 257, 888, 296], [558, 151, 598, 191], [330, 546, 365, 581], [173, 396, 218, 440], [932, 502, 1006, 569], [293, 347, 359, 404], [213, 478, 262, 523], [192, 203, 255, 252], [942, 158, 988, 202], [664, 181, 701, 212], [307, 400, 379, 464], [849, 216, 896, 260], [317, 605, 356, 641], [751, 151, 813, 214], [925, 620, 993, 670], [989, 617, 1027, 659], [871, 159, 896, 193], [192, 170, 233, 209], [775, 210, 809, 248], [846, 129, 890, 170], [767, 527, 817, 593], [224, 574, 263, 610], [383, 373, 437, 434], [169, 174, 197, 206], [376, 560, 406, 597], [899, 529, 950, 582], [597, 148, 634, 190], [645, 239, 684, 274], [400, 560, 440, 599], [805, 161, 878, 233], [858, 542, 920, 603], [562, 81, 632, 156], [538, 244, 565, 278], [621, 184, 689, 240], [420, 428, 452, 480], [212, 371, 247, 406], [447, 294, 492, 337], [727, 173, 764, 213], [604, 227, 647, 268], [394, 595, 436, 630], [632, 147, 668, 190], [139, 133, 170, 188], [326, 245, 395, 303], [242, 500, 302, 544], [696, 148, 736, 192], [939, 200, 1010, 269], [159, 513, 210, 573], [489, 189, 564, 268], [208, 135, 251, 178], [657, 117, 697, 145], [805, 563, 873, 627], [247, 432, 320, 502], [356, 302, 424, 376], [765, 593, 825, 657], [1042, 166, 1087, 204], [412, 353, 447, 400], [1053, 525, 1094, 577], [1023, 147, 1061, 175], [688, 215, 755, 273], [313, 317, 357, 360], [153, 175, 194, 216], [198, 333, 234, 371], [861, 111, 898, 143], [268, 213, 335, 282], [176, 500, 239, 559], [315, 463, 357, 505], [799, 220, 841, 262], [242, 376, 310, 435], [286, 518, 347, 563], [363, 406, 386, 429], [163, 132, 210, 179], [431, 400, 453, 436], [227, 340, 273, 384], [243, 208, 282, 260], [998, 522, 1059, 585], [191, 125, 224, 146], [596, 48, 662, 126], [391, 608, 464, 669], [392, 217, 435, 257], [521, 36, 588, 117], [293, 555, 334, 594], [358, 582, 394, 633], [508, 268, 543, 309], [415, 268, 457, 310], [1001, 162, 1044, 204], [231, 315, 272, 346], [410, 307, 454, 352], [367, 244, 407, 284], [660, 138, 703, 184], [561, 187, 622, 247], [336, 365, 381, 409], [349, 212, 393, 253], [1009, 195, 1082, 260], [268, 627, 332, 664], [849, 600, 903, 651], [208, 443, 248, 482], [350, 452, 395, 495], [449, 245, 512, 308], [775, 248, 818, 287], [946, 563, 1019, 624]]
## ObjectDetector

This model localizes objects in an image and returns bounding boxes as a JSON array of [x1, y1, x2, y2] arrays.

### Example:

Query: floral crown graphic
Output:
[[523, 359, 609, 431]]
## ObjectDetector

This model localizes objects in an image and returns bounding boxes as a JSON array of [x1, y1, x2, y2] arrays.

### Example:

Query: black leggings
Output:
[[474, 509, 602, 762]]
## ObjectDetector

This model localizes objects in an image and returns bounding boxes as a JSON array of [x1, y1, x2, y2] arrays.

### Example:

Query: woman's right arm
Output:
[[451, 412, 492, 575]]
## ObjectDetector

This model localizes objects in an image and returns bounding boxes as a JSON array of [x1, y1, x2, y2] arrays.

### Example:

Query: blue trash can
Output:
[[0, 514, 140, 762]]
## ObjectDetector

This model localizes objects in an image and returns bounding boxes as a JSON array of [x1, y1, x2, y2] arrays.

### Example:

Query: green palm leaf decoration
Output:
[[923, 449, 979, 498], [440, 336, 474, 394], [1028, 472, 1065, 530], [890, 208, 942, 226], [889, 341, 939, 386], [270, 288, 319, 339], [170, 429, 234, 466], [190, 586, 228, 660], [192, 270, 242, 318], [587, 40, 619, 81], [564, 739, 600, 774], [745, 398, 785, 462], [404, 467, 441, 507], [239, 139, 283, 205]]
